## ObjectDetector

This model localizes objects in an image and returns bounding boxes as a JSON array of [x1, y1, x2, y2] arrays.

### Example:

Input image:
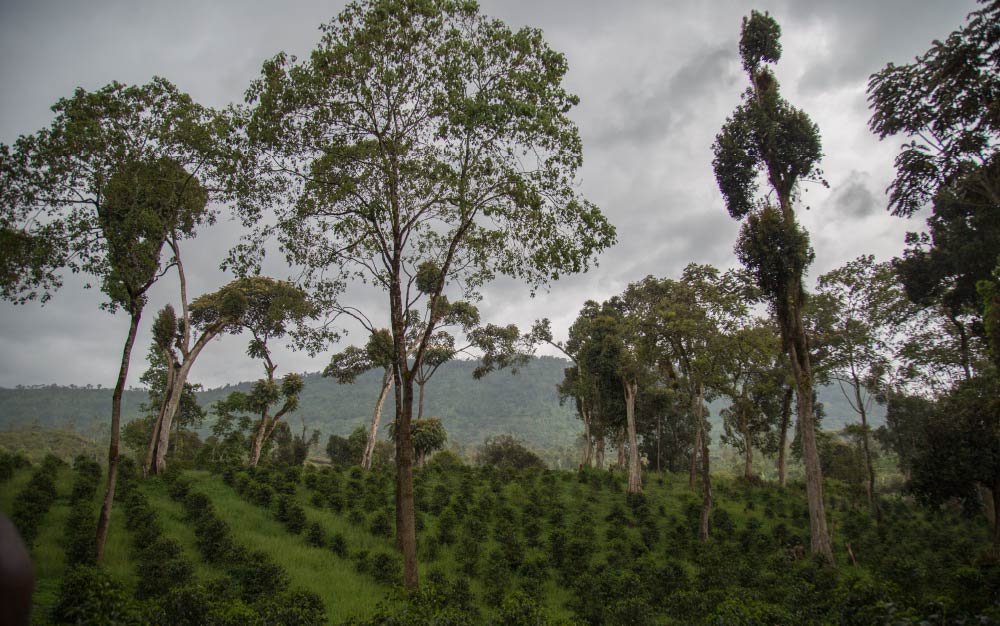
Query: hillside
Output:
[[0, 356, 884, 454], [1, 457, 993, 624]]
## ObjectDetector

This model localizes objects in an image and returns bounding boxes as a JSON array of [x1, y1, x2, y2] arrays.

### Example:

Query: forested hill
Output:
[[0, 356, 883, 450], [198, 356, 581, 450]]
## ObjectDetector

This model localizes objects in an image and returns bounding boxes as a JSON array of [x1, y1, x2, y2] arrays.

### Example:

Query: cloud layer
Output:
[[0, 0, 978, 388]]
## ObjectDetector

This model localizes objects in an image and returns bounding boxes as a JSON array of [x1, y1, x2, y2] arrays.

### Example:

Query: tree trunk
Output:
[[740, 403, 753, 481], [363, 370, 392, 470], [581, 406, 592, 468], [689, 409, 702, 490], [853, 379, 880, 521], [624, 380, 642, 494], [248, 414, 270, 467], [417, 380, 425, 421], [697, 384, 712, 542], [396, 371, 418, 590], [657, 413, 662, 472], [144, 355, 175, 476], [615, 430, 625, 470], [788, 312, 834, 562], [96, 309, 142, 563], [148, 322, 225, 475], [153, 358, 197, 474], [777, 386, 792, 488], [594, 435, 605, 470], [743, 417, 754, 481], [992, 481, 1000, 557]]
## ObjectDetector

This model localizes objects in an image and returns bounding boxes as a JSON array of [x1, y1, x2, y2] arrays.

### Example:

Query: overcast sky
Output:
[[0, 0, 979, 389]]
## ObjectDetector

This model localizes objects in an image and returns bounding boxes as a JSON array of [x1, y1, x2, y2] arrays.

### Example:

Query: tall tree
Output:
[[533, 314, 601, 469], [908, 371, 1000, 553], [193, 277, 315, 467], [240, 0, 614, 589], [869, 0, 999, 379], [0, 79, 220, 561], [712, 11, 833, 560], [817, 256, 912, 515], [145, 277, 317, 474]]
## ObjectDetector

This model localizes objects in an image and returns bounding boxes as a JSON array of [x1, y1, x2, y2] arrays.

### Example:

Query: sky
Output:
[[0, 0, 980, 390]]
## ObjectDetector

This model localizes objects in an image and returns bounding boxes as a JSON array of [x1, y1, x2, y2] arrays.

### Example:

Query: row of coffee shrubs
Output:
[[45, 458, 326, 625], [223, 464, 403, 587], [10, 454, 63, 549]]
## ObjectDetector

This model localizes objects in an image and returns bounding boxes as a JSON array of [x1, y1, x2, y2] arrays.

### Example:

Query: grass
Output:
[[139, 477, 227, 581], [4, 455, 995, 624], [0, 463, 135, 622], [184, 470, 397, 623]]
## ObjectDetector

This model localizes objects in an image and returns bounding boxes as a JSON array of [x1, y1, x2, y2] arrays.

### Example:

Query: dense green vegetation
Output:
[[0, 0, 997, 620], [0, 357, 882, 452], [2, 453, 996, 624]]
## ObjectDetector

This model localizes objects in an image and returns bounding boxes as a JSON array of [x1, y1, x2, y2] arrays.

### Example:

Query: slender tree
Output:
[[712, 10, 833, 560], [324, 329, 396, 470], [239, 0, 614, 589], [0, 79, 222, 561], [718, 320, 783, 482], [816, 255, 913, 515]]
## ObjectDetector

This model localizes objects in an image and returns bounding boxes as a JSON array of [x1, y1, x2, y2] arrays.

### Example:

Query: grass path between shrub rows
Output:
[[1, 465, 133, 621], [183, 469, 399, 623]]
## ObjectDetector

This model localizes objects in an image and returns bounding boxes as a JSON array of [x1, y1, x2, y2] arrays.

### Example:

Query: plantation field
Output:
[[1, 453, 997, 625]]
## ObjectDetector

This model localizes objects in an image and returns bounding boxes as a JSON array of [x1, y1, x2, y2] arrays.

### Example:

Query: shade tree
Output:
[[0, 79, 227, 561], [324, 328, 396, 470], [712, 10, 833, 561], [816, 255, 914, 514], [718, 320, 784, 482], [238, 0, 614, 589]]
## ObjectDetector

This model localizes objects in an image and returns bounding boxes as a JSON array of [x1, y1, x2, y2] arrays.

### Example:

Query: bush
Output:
[[370, 508, 393, 539], [0, 451, 31, 482], [425, 449, 464, 470], [52, 566, 141, 625], [255, 589, 326, 625], [277, 494, 306, 533], [369, 551, 403, 586], [306, 521, 326, 547], [231, 550, 291, 599], [11, 455, 61, 547], [135, 537, 194, 599], [330, 532, 348, 558], [476, 435, 547, 470], [496, 590, 549, 625]]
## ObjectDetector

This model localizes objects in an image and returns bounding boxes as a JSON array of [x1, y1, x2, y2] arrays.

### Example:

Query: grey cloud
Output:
[[829, 172, 879, 218], [779, 0, 980, 94], [0, 0, 967, 384]]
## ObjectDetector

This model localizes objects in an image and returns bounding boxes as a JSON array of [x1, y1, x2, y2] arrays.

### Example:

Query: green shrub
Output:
[[52, 566, 141, 625], [135, 538, 194, 599], [495, 590, 549, 625], [255, 589, 326, 625], [369, 551, 403, 586], [370, 509, 394, 539], [230, 550, 290, 599], [11, 455, 60, 547], [306, 521, 326, 547], [330, 532, 348, 558]]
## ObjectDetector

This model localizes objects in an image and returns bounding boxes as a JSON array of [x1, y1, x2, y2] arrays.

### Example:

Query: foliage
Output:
[[867, 0, 1000, 218], [10, 454, 62, 548], [52, 565, 142, 625], [0, 79, 218, 306], [909, 370, 1000, 520], [477, 435, 546, 470], [713, 7, 832, 560]]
